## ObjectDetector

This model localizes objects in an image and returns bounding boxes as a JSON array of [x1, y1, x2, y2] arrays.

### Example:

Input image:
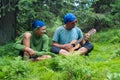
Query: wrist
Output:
[[24, 47, 29, 51]]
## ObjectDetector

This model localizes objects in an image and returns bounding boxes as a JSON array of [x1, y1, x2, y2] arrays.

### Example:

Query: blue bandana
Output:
[[64, 13, 77, 24], [32, 20, 45, 29]]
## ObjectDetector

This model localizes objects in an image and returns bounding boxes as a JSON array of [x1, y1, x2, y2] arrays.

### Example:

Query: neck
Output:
[[64, 24, 71, 30], [33, 31, 42, 37]]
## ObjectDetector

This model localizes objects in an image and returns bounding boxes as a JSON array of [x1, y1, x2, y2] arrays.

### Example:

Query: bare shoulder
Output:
[[23, 32, 32, 38]]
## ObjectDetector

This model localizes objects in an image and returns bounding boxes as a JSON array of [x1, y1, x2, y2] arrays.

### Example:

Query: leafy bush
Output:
[[16, 0, 56, 32], [0, 28, 120, 80], [0, 57, 31, 80], [76, 11, 113, 31], [58, 55, 92, 80], [91, 29, 120, 43], [0, 42, 18, 57]]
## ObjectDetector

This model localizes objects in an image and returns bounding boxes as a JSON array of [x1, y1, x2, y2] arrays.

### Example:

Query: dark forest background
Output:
[[0, 0, 120, 45]]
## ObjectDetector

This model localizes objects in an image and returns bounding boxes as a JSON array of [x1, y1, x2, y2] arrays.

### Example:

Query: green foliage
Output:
[[58, 56, 92, 80], [91, 29, 120, 44], [1, 0, 120, 34], [16, 0, 80, 32], [16, 0, 56, 32], [76, 10, 114, 31], [0, 0, 16, 18], [0, 57, 31, 80], [91, 0, 115, 13], [110, 49, 120, 59], [0, 42, 18, 57], [0, 0, 120, 79], [1, 30, 120, 79], [1, 0, 118, 33]]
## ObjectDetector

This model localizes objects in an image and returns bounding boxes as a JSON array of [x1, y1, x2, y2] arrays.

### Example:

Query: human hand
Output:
[[24, 47, 35, 56], [63, 44, 73, 51], [85, 33, 90, 41]]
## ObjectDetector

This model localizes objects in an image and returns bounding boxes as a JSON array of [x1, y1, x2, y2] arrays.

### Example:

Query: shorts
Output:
[[50, 42, 94, 56]]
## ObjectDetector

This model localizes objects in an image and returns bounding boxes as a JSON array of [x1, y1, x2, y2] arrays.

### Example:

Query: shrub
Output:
[[0, 57, 31, 80]]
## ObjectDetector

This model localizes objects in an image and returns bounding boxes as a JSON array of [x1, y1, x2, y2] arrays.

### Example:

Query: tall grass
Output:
[[0, 29, 120, 80]]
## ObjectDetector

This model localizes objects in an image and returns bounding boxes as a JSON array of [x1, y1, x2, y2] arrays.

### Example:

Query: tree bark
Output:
[[0, 11, 17, 45], [0, 0, 18, 45]]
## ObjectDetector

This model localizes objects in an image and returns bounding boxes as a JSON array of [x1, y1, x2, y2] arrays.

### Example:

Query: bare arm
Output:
[[84, 33, 90, 41], [52, 41, 65, 49], [80, 33, 90, 45], [23, 32, 35, 56], [52, 41, 73, 51]]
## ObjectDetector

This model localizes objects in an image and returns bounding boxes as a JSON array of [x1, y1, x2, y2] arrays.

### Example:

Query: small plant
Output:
[[0, 57, 31, 80]]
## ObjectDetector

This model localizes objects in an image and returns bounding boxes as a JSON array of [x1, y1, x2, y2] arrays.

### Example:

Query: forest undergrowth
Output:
[[0, 29, 120, 80]]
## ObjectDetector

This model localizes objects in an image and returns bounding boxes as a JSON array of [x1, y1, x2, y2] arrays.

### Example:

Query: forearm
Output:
[[52, 42, 65, 49]]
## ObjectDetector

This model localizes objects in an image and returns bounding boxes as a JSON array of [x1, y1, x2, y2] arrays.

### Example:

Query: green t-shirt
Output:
[[14, 31, 49, 56]]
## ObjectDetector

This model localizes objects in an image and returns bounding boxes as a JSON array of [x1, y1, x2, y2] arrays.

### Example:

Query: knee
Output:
[[89, 43, 94, 51], [85, 42, 94, 55], [59, 49, 68, 54], [45, 55, 52, 58]]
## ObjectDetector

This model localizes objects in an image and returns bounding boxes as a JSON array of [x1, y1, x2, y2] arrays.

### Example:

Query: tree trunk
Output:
[[0, 11, 17, 45], [0, 0, 18, 45]]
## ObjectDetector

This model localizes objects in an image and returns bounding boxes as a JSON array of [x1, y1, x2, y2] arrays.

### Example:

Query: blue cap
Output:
[[64, 13, 77, 24], [32, 20, 45, 29]]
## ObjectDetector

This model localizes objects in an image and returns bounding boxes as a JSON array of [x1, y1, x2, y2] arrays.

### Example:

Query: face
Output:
[[66, 20, 77, 30], [35, 26, 46, 36]]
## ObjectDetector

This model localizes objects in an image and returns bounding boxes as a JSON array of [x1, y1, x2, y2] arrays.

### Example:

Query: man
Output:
[[14, 20, 51, 61], [50, 13, 94, 56]]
